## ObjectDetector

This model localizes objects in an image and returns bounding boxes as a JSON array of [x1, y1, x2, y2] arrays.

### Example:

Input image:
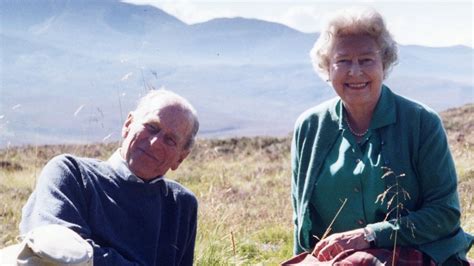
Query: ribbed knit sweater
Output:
[[20, 154, 198, 266]]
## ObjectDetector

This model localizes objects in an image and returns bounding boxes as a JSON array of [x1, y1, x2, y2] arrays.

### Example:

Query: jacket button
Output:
[[354, 187, 360, 192], [357, 219, 365, 225]]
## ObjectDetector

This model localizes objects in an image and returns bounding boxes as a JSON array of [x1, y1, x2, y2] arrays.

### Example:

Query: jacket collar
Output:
[[371, 85, 396, 129], [329, 85, 397, 130]]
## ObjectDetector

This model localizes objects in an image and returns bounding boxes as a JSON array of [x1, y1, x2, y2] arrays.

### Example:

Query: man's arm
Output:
[[20, 155, 139, 265], [179, 195, 198, 266]]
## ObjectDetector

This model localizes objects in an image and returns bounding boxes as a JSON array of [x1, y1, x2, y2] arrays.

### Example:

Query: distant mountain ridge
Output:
[[0, 0, 473, 147]]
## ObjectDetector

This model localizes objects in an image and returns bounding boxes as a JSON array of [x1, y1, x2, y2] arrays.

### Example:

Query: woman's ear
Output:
[[121, 112, 134, 138]]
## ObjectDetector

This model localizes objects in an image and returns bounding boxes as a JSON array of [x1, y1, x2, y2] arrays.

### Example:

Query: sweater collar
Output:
[[108, 149, 163, 184]]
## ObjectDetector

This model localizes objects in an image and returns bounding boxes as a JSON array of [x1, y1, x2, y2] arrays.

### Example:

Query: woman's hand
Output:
[[312, 228, 371, 261]]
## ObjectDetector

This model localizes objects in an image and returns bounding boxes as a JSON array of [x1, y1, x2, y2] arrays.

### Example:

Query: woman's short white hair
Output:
[[134, 89, 199, 150], [310, 8, 398, 81]]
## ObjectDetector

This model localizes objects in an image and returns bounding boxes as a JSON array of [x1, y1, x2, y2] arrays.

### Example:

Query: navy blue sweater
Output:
[[20, 154, 198, 266]]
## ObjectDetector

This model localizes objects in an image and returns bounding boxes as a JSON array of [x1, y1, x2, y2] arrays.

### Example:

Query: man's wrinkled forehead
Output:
[[138, 103, 179, 119], [135, 104, 193, 132], [135, 99, 184, 120]]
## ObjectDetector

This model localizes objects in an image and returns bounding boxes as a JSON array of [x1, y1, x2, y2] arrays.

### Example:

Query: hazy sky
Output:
[[124, 0, 473, 48]]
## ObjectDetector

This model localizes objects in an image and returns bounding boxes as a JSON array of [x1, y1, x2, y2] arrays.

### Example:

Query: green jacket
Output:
[[291, 85, 473, 264]]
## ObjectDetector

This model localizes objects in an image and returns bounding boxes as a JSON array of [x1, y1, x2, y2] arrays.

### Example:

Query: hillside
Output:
[[442, 103, 474, 144], [1, 0, 473, 147], [0, 103, 473, 264]]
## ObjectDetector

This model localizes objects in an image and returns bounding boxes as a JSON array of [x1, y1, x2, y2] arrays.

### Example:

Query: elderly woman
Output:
[[291, 8, 473, 265]]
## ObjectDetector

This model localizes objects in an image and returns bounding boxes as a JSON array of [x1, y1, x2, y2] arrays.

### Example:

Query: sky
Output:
[[124, 0, 473, 48]]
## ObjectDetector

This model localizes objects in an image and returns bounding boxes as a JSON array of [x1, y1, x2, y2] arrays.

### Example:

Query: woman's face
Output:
[[328, 34, 384, 110]]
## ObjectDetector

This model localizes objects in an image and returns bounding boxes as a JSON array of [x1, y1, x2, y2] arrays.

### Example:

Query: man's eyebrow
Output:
[[163, 128, 178, 138], [145, 117, 161, 125], [154, 123, 181, 141], [170, 132, 181, 142]]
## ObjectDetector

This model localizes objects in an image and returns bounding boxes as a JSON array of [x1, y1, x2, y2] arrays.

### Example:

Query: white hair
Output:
[[310, 7, 398, 81], [134, 89, 199, 149]]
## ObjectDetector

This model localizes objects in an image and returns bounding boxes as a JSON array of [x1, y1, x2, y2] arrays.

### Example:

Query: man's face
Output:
[[120, 104, 193, 181]]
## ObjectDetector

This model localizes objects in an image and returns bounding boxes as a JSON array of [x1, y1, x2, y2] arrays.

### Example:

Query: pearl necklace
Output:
[[345, 115, 368, 137]]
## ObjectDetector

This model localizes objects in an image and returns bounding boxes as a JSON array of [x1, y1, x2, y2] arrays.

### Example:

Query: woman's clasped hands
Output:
[[312, 228, 371, 261]]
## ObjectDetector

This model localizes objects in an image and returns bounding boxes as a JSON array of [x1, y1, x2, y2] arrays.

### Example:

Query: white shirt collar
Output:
[[107, 149, 163, 184]]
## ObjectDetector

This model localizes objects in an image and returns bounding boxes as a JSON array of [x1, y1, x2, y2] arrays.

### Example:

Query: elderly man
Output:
[[19, 89, 199, 265]]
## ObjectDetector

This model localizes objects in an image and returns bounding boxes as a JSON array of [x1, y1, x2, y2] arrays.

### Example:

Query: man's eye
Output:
[[165, 136, 177, 146], [144, 124, 159, 133], [336, 59, 350, 64]]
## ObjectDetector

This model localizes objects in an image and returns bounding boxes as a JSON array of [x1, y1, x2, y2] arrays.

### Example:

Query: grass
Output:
[[0, 137, 295, 264], [175, 137, 294, 265], [1, 104, 473, 264]]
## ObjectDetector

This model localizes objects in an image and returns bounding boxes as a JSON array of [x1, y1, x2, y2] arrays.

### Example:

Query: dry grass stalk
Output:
[[375, 167, 415, 266], [231, 231, 236, 256], [311, 198, 348, 255]]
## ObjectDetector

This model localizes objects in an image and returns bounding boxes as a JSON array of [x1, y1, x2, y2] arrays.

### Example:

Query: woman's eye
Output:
[[360, 58, 374, 65]]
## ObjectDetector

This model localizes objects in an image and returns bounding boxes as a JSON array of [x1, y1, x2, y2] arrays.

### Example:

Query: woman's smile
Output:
[[344, 82, 370, 90]]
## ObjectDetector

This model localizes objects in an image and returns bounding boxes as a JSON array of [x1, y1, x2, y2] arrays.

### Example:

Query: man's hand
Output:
[[312, 228, 371, 261]]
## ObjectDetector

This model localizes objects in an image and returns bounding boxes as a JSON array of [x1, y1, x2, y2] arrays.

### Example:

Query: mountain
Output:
[[0, 0, 473, 147]]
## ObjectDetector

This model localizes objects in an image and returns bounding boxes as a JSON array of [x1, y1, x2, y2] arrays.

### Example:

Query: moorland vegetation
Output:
[[1, 104, 473, 264]]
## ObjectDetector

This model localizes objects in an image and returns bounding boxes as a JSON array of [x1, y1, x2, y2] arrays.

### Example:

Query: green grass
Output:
[[1, 104, 473, 263], [172, 137, 295, 264]]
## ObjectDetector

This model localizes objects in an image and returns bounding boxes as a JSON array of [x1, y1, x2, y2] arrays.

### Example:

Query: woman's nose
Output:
[[348, 61, 362, 76]]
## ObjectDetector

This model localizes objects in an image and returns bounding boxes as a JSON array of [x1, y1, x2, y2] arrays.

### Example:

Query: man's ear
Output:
[[121, 112, 134, 138], [171, 149, 191, 171]]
